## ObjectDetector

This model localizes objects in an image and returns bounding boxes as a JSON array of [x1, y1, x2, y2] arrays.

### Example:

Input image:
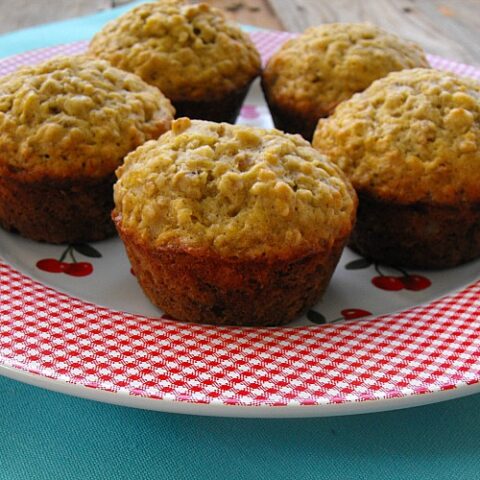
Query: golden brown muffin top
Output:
[[313, 68, 480, 205], [88, 1, 261, 102], [0, 55, 174, 180], [114, 118, 357, 258], [262, 23, 429, 117]]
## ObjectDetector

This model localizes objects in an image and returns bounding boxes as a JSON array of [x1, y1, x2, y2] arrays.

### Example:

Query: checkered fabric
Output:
[[0, 31, 479, 409]]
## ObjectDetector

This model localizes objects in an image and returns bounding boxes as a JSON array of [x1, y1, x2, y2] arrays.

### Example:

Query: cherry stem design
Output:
[[374, 263, 384, 276], [58, 245, 78, 264], [375, 262, 411, 279], [390, 265, 410, 278], [59, 246, 71, 263]]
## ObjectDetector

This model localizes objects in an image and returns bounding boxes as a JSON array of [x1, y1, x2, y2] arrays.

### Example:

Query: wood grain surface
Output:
[[269, 0, 480, 65], [0, 0, 478, 65], [202, 0, 283, 30], [0, 0, 283, 33], [0, 0, 112, 34]]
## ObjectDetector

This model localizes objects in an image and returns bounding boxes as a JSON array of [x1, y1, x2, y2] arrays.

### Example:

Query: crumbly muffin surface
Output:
[[263, 23, 429, 117], [89, 1, 261, 101], [114, 118, 357, 257], [0, 55, 174, 179], [313, 68, 480, 204]]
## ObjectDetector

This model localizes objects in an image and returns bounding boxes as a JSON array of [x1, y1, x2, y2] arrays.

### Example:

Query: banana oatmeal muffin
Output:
[[0, 55, 174, 243], [89, 0, 261, 124], [262, 23, 429, 140], [313, 68, 480, 269], [113, 118, 357, 326]]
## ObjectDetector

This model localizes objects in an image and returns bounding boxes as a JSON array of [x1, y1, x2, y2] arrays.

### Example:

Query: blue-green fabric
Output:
[[1, 5, 480, 479], [1, 376, 480, 480]]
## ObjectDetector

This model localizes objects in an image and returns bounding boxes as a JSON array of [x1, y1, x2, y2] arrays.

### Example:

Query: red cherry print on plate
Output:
[[36, 258, 64, 273], [371, 275, 404, 291], [59, 262, 69, 272], [36, 244, 100, 277], [64, 262, 93, 277], [402, 274, 431, 291], [340, 308, 372, 320]]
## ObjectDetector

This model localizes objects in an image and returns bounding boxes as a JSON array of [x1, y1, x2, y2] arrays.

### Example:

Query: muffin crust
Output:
[[350, 192, 480, 269], [118, 226, 348, 326], [0, 174, 117, 243]]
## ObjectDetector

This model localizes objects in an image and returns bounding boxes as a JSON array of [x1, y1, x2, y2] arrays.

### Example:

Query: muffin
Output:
[[262, 23, 429, 141], [0, 55, 174, 244], [113, 118, 357, 326], [313, 68, 480, 269], [89, 0, 261, 124]]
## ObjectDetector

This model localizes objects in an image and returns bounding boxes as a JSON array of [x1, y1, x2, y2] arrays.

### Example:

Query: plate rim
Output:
[[2, 361, 480, 418], [2, 253, 480, 417]]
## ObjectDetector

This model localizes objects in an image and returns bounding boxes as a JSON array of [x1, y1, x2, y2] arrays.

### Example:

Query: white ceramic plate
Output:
[[1, 31, 480, 417]]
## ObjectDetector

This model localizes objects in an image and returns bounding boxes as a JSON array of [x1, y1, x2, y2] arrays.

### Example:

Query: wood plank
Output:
[[0, 0, 282, 35], [0, 0, 112, 34], [197, 0, 284, 30], [113, 0, 284, 29], [268, 0, 480, 65]]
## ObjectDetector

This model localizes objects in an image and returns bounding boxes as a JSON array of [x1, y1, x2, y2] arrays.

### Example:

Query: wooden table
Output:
[[0, 0, 478, 65]]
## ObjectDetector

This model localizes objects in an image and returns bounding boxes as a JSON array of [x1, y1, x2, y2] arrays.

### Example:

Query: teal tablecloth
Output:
[[1, 4, 480, 479], [1, 376, 480, 480]]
